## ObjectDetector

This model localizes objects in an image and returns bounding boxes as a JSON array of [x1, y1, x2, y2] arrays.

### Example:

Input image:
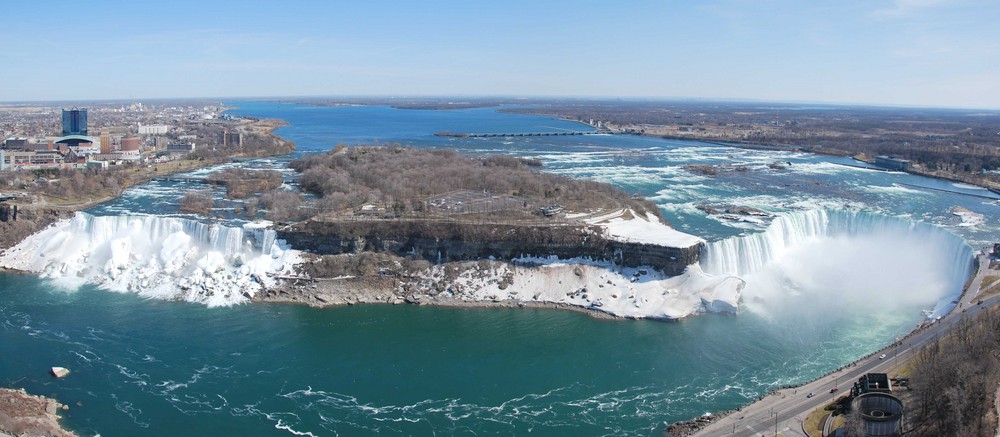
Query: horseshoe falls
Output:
[[701, 209, 975, 319]]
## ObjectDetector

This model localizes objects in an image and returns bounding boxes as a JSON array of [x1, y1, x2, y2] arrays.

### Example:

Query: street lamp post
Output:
[[894, 336, 900, 370], [773, 410, 779, 436]]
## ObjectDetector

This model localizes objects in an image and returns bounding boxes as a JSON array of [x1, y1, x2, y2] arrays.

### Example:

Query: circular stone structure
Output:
[[121, 135, 140, 154], [851, 392, 904, 436]]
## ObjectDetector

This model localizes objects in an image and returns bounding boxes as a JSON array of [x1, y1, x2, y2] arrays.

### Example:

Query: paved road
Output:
[[694, 253, 997, 437]]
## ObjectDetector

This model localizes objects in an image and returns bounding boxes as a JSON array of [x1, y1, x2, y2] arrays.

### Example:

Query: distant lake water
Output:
[[1, 101, 996, 436]]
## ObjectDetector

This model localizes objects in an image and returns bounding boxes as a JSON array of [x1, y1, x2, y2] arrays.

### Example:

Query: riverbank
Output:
[[0, 388, 76, 437]]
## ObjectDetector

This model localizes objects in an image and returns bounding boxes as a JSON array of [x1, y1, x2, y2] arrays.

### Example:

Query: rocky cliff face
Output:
[[0, 206, 68, 251], [279, 219, 701, 276]]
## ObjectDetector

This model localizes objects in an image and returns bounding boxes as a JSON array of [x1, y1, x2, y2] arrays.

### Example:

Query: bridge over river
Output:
[[435, 130, 616, 138]]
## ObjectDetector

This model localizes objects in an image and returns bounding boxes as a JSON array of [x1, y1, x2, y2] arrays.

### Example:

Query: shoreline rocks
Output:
[[0, 388, 76, 437]]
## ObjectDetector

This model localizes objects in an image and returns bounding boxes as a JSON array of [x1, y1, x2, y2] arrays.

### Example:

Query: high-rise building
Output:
[[100, 127, 111, 154], [222, 130, 242, 147], [62, 108, 88, 136]]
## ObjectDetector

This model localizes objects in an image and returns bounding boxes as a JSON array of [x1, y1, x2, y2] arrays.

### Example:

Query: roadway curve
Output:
[[693, 252, 997, 437]]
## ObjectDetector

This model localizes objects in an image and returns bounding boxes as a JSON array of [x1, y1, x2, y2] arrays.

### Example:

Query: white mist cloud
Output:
[[742, 230, 964, 319]]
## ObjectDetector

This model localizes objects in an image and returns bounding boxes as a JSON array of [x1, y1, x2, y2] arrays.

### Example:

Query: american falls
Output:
[[0, 212, 300, 306]]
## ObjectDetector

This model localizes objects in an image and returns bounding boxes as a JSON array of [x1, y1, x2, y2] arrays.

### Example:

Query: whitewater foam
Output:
[[701, 209, 974, 318], [0, 212, 301, 306]]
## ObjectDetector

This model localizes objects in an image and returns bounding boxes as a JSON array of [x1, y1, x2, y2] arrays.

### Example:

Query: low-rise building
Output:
[[86, 160, 109, 169], [0, 149, 66, 170], [875, 156, 912, 172], [138, 124, 170, 135], [2, 137, 28, 149], [166, 142, 196, 154]]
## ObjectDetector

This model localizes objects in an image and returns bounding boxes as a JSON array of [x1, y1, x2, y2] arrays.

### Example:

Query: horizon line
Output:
[[2, 94, 999, 113]]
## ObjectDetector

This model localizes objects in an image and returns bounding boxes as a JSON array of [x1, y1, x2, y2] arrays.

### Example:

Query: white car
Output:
[[879, 354, 886, 359]]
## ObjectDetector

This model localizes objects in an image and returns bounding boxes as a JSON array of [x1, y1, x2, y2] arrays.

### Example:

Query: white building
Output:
[[138, 124, 170, 135]]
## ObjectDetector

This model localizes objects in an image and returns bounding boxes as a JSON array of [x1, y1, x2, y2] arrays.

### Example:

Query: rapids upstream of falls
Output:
[[1, 102, 998, 436]]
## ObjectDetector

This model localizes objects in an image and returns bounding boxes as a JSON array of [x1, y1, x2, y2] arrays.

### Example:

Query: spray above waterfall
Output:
[[0, 212, 301, 306], [701, 209, 975, 318]]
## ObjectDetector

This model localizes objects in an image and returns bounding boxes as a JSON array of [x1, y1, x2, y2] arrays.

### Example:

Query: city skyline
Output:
[[2, 0, 999, 109]]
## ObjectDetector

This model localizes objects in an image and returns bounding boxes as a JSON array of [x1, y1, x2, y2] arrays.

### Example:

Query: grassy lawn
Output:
[[803, 407, 828, 437], [803, 399, 847, 437], [981, 275, 999, 298]]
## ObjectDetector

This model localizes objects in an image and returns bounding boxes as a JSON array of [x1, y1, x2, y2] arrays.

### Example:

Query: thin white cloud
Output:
[[872, 0, 948, 17]]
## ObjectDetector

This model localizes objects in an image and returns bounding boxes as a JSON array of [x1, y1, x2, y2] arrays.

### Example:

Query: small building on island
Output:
[[540, 204, 564, 217]]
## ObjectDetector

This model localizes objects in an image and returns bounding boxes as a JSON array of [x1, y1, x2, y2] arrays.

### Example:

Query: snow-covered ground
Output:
[[400, 209, 729, 319], [409, 256, 743, 320], [586, 208, 704, 248]]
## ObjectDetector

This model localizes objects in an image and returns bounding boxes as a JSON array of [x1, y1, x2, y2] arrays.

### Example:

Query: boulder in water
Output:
[[50, 367, 69, 378]]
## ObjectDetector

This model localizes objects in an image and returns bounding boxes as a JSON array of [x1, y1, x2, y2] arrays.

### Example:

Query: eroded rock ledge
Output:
[[0, 388, 76, 437], [279, 218, 701, 277]]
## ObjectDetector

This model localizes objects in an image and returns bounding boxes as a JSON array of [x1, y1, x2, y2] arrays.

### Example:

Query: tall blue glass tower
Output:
[[61, 108, 88, 136]]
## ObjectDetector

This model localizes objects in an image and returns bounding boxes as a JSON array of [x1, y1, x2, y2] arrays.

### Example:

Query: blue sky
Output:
[[2, 0, 998, 108]]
